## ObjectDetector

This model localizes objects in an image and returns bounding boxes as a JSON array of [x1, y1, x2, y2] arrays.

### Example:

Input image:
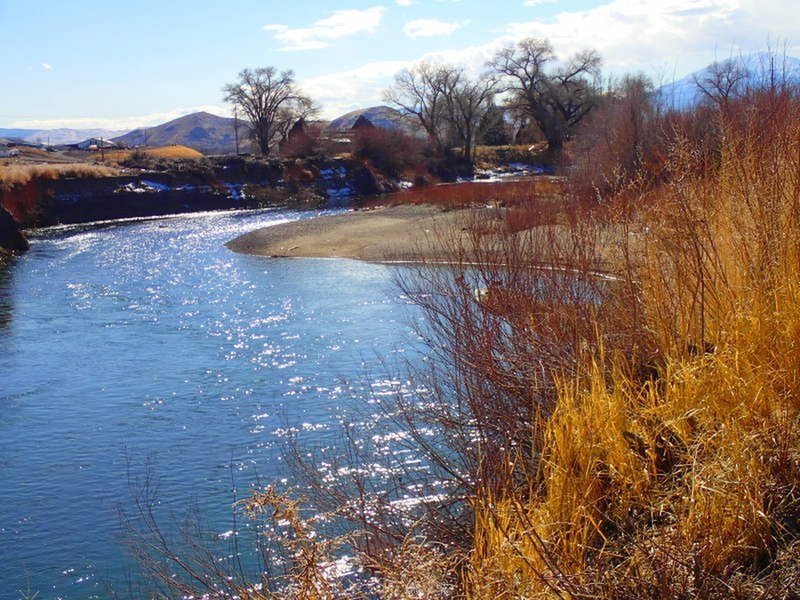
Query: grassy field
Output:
[[0, 163, 118, 190], [94, 144, 204, 163]]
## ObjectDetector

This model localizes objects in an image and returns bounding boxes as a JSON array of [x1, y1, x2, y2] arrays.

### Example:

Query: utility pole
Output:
[[100, 137, 105, 162], [233, 107, 240, 156]]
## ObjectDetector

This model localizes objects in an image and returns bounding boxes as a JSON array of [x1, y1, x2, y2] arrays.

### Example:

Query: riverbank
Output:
[[0, 155, 392, 228], [225, 197, 621, 269], [226, 204, 473, 262]]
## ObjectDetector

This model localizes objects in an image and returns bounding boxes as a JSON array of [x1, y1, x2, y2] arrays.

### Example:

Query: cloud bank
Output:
[[264, 6, 385, 51], [403, 18, 468, 38]]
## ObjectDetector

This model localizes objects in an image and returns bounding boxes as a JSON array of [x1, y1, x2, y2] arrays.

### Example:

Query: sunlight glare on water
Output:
[[0, 208, 427, 599]]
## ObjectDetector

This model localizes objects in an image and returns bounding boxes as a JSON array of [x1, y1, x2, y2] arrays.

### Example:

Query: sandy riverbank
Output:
[[226, 204, 475, 262]]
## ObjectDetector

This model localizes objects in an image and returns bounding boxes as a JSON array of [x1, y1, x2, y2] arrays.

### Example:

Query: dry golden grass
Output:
[[98, 144, 204, 162], [467, 92, 800, 599], [0, 163, 118, 190]]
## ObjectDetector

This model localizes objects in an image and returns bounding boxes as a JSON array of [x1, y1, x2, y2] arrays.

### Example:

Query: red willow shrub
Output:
[[351, 127, 426, 178]]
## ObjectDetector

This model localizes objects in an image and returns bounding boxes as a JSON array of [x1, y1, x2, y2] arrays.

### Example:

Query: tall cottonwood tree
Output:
[[223, 67, 315, 156], [694, 58, 749, 110], [385, 62, 498, 164], [384, 62, 454, 154], [444, 71, 499, 164], [490, 38, 601, 153]]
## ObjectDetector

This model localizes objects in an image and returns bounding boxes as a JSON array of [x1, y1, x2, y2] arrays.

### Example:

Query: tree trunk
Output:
[[463, 139, 473, 165], [463, 124, 474, 165], [252, 121, 272, 156], [524, 101, 566, 155], [257, 131, 270, 156]]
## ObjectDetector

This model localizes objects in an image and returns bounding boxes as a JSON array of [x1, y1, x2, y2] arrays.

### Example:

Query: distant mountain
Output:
[[657, 53, 800, 110], [113, 112, 250, 155], [0, 127, 125, 145], [0, 128, 37, 141], [328, 105, 421, 135]]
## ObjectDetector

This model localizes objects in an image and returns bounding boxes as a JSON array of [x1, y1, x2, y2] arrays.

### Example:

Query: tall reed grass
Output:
[[467, 89, 800, 598], [0, 163, 117, 190]]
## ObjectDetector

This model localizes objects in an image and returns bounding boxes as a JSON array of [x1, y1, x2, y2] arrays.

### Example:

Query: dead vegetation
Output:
[[387, 179, 563, 211], [99, 144, 204, 164], [128, 68, 800, 598], [464, 88, 800, 599], [0, 163, 117, 191]]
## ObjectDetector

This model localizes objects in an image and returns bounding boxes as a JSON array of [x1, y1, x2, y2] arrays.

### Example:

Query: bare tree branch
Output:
[[489, 38, 602, 153], [223, 67, 317, 156], [694, 58, 749, 110], [385, 63, 499, 164]]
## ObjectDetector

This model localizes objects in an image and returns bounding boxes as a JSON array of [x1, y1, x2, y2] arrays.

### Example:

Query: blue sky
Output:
[[0, 0, 796, 130]]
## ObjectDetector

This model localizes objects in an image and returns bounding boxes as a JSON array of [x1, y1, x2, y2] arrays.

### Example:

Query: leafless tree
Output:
[[694, 58, 749, 110], [384, 62, 455, 154], [444, 71, 499, 164], [223, 67, 316, 156], [490, 38, 602, 153], [274, 101, 319, 148], [385, 63, 498, 164], [752, 44, 799, 94]]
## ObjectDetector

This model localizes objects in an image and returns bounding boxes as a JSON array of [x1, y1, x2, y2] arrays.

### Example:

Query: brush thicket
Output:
[[468, 90, 800, 599]]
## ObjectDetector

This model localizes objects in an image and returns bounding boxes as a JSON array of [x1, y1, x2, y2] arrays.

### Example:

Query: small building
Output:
[[74, 137, 118, 151], [351, 115, 376, 131], [288, 118, 307, 139], [0, 145, 20, 157]]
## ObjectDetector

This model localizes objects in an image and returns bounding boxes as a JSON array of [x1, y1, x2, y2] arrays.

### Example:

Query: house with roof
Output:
[[72, 137, 118, 151]]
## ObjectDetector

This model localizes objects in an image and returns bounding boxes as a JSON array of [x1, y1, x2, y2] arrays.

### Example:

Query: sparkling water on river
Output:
[[0, 208, 426, 599]]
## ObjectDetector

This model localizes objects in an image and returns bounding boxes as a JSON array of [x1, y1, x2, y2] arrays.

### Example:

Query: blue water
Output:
[[0, 208, 424, 599]]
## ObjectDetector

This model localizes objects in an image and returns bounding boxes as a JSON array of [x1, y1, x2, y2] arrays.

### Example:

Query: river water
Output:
[[0, 208, 427, 599]]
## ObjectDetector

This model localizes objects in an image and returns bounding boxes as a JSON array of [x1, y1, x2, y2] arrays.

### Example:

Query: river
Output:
[[0, 208, 426, 599]]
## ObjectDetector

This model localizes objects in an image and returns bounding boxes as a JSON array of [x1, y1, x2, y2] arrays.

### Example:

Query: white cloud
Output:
[[11, 105, 231, 131], [503, 0, 798, 77], [390, 0, 797, 83], [403, 18, 468, 38], [300, 41, 494, 120], [302, 0, 800, 120], [263, 6, 386, 51], [41, 63, 53, 71], [423, 40, 506, 74]]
